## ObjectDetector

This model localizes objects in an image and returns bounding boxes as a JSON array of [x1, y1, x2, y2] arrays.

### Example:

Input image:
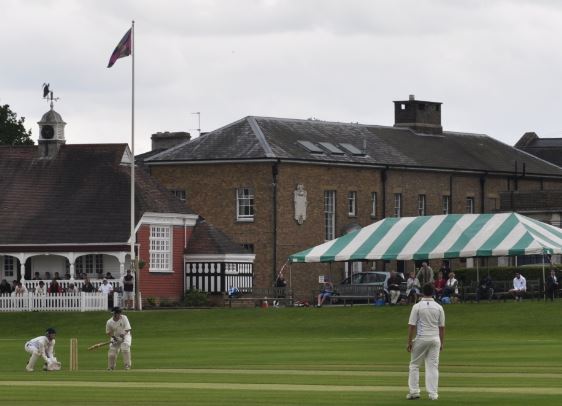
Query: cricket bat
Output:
[[87, 340, 111, 351]]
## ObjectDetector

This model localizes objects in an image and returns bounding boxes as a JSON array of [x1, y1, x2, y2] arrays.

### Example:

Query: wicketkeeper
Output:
[[24, 327, 61, 372], [106, 306, 132, 370]]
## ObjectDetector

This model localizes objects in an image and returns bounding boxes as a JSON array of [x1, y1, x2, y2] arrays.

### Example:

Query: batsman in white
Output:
[[24, 327, 61, 372], [106, 306, 132, 370]]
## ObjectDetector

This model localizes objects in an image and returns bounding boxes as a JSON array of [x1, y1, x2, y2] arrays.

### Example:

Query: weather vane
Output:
[[42, 83, 60, 109]]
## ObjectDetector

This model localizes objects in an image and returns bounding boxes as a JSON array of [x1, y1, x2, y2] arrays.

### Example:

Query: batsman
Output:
[[106, 306, 132, 370]]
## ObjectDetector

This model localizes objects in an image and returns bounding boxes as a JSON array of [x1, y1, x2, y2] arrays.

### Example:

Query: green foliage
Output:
[[184, 289, 209, 307], [0, 104, 33, 145], [454, 265, 551, 283], [145, 296, 160, 307]]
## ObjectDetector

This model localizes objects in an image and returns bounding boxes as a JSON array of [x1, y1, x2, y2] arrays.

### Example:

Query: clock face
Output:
[[41, 125, 55, 139]]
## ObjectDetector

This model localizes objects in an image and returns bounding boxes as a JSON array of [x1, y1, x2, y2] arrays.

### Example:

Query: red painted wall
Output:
[[137, 224, 194, 303]]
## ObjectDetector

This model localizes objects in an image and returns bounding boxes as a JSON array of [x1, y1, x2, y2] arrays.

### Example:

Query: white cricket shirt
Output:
[[408, 297, 445, 337], [26, 335, 55, 357], [513, 276, 526, 291], [106, 315, 132, 337]]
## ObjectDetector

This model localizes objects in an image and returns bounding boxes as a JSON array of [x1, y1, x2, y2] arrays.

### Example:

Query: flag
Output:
[[107, 28, 132, 68]]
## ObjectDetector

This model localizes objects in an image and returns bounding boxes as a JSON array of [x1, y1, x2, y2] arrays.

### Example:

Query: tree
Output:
[[0, 104, 33, 145]]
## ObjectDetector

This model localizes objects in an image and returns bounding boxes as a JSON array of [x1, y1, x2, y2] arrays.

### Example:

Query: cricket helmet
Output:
[[112, 306, 122, 314], [46, 327, 56, 335]]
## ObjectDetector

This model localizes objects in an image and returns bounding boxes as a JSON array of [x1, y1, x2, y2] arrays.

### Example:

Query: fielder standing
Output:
[[406, 283, 445, 401], [106, 306, 132, 370], [24, 328, 59, 372]]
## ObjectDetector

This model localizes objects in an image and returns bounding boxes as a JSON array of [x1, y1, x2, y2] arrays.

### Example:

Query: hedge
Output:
[[452, 265, 556, 284]]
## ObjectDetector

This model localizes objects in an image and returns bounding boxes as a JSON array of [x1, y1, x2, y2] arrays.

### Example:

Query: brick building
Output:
[[0, 105, 253, 305], [142, 96, 562, 298]]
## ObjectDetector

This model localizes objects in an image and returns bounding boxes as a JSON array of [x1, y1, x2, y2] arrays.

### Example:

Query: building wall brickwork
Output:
[[136, 224, 193, 302], [150, 162, 562, 300]]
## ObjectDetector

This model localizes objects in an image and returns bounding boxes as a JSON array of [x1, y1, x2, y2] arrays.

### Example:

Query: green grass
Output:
[[1, 301, 561, 405]]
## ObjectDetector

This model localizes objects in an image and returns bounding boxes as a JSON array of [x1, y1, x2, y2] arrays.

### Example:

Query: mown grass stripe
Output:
[[2, 380, 562, 395]]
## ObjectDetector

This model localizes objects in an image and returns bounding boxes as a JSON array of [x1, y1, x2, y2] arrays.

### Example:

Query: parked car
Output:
[[339, 271, 406, 302]]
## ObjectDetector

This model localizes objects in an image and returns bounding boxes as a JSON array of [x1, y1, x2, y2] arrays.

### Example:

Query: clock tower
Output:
[[37, 85, 66, 159]]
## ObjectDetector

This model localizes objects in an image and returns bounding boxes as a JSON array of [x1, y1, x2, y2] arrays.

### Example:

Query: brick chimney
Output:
[[393, 95, 443, 135]]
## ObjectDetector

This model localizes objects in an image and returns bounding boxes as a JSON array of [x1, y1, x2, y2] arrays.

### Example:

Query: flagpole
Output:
[[130, 20, 139, 309]]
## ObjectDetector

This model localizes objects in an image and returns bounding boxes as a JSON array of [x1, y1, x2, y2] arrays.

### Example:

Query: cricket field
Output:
[[0, 301, 560, 405]]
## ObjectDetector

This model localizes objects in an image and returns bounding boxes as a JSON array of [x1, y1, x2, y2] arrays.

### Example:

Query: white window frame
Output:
[[76, 255, 104, 276], [418, 194, 426, 216], [442, 195, 450, 215], [394, 193, 402, 218], [466, 197, 475, 214], [4, 256, 14, 277], [348, 191, 357, 217], [150, 225, 172, 272], [324, 191, 336, 241], [370, 192, 377, 218], [236, 187, 255, 222], [171, 190, 187, 202]]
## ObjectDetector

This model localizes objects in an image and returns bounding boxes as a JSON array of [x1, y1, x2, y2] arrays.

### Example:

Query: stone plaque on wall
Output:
[[294, 184, 308, 225]]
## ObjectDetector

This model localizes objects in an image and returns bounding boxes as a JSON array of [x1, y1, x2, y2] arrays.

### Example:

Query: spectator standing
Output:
[[406, 283, 445, 401], [387, 271, 403, 305], [406, 271, 421, 304], [545, 269, 559, 301], [122, 270, 135, 310], [99, 279, 114, 309], [509, 272, 526, 301], [438, 261, 451, 279], [275, 274, 287, 288], [417, 262, 434, 287]]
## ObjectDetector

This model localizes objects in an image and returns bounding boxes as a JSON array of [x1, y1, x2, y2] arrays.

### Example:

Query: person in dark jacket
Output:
[[546, 269, 559, 301], [0, 279, 12, 295]]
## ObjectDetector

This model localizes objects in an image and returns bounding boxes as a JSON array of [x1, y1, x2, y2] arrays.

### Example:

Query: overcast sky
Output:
[[2, 0, 562, 154]]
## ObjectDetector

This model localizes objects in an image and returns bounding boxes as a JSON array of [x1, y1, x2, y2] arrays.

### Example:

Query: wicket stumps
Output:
[[69, 338, 78, 371]]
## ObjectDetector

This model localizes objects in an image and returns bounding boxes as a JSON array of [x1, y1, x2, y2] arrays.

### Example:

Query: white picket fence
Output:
[[0, 292, 108, 312]]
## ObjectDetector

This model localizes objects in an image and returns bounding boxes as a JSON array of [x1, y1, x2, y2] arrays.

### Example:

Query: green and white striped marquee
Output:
[[289, 213, 562, 263]]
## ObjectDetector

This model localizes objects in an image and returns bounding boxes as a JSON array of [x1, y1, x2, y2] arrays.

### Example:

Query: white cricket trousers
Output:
[[408, 336, 440, 398]]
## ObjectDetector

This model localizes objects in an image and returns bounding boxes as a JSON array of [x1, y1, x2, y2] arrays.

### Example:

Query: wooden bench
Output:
[[491, 279, 541, 301], [461, 282, 492, 303], [225, 287, 294, 308], [329, 285, 384, 306]]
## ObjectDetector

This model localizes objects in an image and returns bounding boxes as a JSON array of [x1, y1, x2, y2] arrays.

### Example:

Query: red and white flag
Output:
[[107, 28, 132, 68]]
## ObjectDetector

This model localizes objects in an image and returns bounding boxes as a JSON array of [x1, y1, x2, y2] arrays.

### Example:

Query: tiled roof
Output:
[[0, 144, 194, 246], [186, 219, 251, 255], [146, 116, 562, 176], [515, 136, 562, 168]]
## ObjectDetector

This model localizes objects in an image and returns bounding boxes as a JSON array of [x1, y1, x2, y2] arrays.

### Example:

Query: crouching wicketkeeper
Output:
[[24, 327, 61, 372], [106, 306, 132, 370]]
